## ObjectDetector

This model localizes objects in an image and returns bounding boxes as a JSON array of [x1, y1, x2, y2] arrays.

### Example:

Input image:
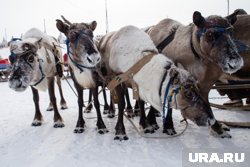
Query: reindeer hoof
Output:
[[84, 109, 91, 113], [74, 127, 84, 133], [210, 129, 232, 138], [103, 110, 109, 114], [108, 113, 115, 118], [31, 119, 42, 126], [139, 125, 155, 134], [221, 123, 230, 131], [54, 121, 65, 128], [114, 135, 129, 141], [97, 128, 109, 134], [46, 107, 53, 111], [152, 124, 160, 130], [61, 104, 68, 110], [154, 111, 162, 117], [163, 128, 177, 135], [126, 112, 135, 118]]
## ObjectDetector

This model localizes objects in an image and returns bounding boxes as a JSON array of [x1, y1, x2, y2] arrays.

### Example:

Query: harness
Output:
[[160, 70, 210, 124], [191, 24, 236, 60], [32, 59, 45, 87], [156, 27, 179, 53], [107, 52, 156, 102], [65, 31, 96, 73]]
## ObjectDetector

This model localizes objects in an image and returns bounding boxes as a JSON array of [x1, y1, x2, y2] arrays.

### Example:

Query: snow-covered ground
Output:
[[0, 47, 250, 167], [0, 79, 250, 167]]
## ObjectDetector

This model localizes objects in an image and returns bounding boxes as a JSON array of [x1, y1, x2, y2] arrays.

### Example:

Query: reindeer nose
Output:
[[87, 56, 93, 63], [97, 57, 101, 62]]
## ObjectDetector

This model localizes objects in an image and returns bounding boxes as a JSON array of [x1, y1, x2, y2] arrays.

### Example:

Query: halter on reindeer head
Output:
[[56, 16, 101, 73], [192, 11, 244, 74]]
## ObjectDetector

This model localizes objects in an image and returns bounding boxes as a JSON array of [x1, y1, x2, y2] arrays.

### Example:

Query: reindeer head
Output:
[[192, 11, 244, 74], [56, 16, 101, 70], [8, 40, 40, 92], [168, 68, 214, 126]]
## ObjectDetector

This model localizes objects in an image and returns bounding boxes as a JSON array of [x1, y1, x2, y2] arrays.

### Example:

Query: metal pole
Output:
[[5, 28, 7, 42], [105, 0, 109, 34], [227, 0, 230, 15], [44, 19, 46, 34]]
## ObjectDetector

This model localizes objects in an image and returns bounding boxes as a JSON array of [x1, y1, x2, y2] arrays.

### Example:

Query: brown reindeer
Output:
[[147, 11, 243, 100], [56, 16, 111, 134], [145, 11, 244, 135], [218, 9, 250, 105]]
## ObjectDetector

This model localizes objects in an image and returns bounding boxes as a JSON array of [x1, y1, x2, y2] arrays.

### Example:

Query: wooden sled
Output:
[[210, 82, 250, 128]]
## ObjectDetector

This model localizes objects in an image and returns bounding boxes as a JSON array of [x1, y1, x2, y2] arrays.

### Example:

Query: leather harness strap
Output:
[[156, 26, 179, 53], [107, 53, 155, 101]]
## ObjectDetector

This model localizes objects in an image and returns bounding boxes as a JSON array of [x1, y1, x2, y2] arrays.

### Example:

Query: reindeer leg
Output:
[[114, 85, 128, 140], [69, 72, 85, 133], [147, 106, 160, 130], [47, 77, 64, 128], [210, 120, 231, 138], [139, 100, 155, 134], [46, 101, 53, 111], [124, 88, 134, 118], [102, 86, 110, 114], [85, 89, 93, 113], [163, 107, 176, 135], [31, 86, 43, 126], [92, 87, 109, 134], [134, 100, 140, 116], [56, 75, 68, 110], [107, 96, 115, 118]]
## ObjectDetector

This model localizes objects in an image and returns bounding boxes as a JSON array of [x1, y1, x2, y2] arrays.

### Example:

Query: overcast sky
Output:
[[1, 0, 250, 41]]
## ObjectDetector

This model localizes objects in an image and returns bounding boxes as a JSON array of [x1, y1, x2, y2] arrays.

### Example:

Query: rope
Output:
[[124, 113, 188, 139], [63, 74, 78, 97]]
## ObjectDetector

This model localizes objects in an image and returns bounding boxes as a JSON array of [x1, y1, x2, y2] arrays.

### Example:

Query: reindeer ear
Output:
[[56, 19, 69, 36], [226, 9, 247, 25], [89, 21, 97, 31], [193, 11, 206, 28]]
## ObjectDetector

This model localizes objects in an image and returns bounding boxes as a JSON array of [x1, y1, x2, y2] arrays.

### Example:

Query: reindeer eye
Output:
[[206, 31, 214, 41], [184, 90, 194, 99], [182, 85, 196, 99], [26, 54, 35, 63]]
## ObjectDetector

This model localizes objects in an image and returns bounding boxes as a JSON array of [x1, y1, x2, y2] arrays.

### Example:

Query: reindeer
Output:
[[98, 25, 230, 140], [144, 11, 244, 134], [8, 28, 65, 127], [56, 16, 111, 133]]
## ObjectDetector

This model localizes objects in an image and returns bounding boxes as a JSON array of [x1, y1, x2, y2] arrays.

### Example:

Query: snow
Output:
[[1, 46, 250, 166], [0, 76, 250, 167]]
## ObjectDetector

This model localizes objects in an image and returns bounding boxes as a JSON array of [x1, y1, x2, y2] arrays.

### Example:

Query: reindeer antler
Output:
[[61, 15, 72, 26]]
